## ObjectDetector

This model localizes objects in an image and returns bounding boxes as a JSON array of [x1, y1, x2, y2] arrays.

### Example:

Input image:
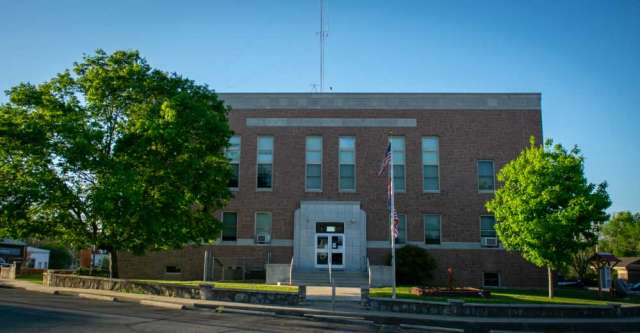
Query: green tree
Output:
[[486, 138, 610, 298], [567, 246, 597, 284], [40, 243, 73, 269], [599, 211, 640, 257], [0, 50, 232, 277]]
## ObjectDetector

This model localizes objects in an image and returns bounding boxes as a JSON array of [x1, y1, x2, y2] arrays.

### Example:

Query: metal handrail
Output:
[[289, 255, 294, 285], [367, 257, 372, 286], [328, 254, 333, 285]]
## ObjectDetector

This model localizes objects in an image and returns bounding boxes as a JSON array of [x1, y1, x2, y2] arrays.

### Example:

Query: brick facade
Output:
[[118, 93, 547, 288]]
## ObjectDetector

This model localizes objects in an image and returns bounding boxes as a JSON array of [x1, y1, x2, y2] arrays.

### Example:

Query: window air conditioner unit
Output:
[[482, 237, 498, 247], [256, 232, 271, 244]]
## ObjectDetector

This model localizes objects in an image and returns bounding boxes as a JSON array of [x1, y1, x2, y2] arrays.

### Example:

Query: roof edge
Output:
[[217, 93, 541, 110]]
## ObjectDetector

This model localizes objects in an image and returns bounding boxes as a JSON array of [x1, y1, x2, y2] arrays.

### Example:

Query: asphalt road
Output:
[[0, 287, 421, 333]]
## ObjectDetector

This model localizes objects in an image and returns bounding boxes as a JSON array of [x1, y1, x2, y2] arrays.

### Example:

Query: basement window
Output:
[[165, 266, 182, 274], [483, 272, 500, 287]]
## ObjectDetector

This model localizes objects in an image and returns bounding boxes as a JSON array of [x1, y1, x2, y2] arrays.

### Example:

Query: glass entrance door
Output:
[[315, 233, 345, 269]]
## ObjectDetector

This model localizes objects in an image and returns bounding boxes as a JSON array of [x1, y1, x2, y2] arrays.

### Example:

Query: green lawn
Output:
[[136, 279, 298, 293], [16, 272, 44, 285], [369, 287, 640, 305]]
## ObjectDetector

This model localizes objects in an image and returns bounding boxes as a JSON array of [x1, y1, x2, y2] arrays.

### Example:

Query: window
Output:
[[390, 137, 406, 192], [339, 137, 356, 191], [422, 137, 439, 192], [478, 160, 495, 192], [396, 214, 407, 244], [424, 214, 441, 245], [483, 272, 500, 287], [257, 136, 273, 190], [225, 136, 241, 189], [165, 266, 181, 274], [255, 212, 272, 244], [480, 215, 497, 238], [221, 212, 237, 241], [306, 136, 322, 191]]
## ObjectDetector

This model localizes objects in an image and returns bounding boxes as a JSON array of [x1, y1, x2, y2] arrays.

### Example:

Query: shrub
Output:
[[387, 244, 437, 285], [74, 267, 110, 277]]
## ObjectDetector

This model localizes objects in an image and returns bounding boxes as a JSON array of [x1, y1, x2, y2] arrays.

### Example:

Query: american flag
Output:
[[379, 142, 399, 239], [388, 175, 400, 239], [378, 143, 391, 176]]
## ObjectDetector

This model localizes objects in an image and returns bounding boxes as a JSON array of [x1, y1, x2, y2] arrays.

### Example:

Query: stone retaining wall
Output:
[[44, 271, 304, 305], [200, 284, 305, 305], [361, 287, 640, 318]]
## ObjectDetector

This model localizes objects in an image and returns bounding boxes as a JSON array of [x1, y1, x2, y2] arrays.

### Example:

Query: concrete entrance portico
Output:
[[293, 201, 367, 273]]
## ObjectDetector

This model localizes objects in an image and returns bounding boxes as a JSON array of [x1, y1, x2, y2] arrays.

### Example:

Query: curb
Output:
[[23, 287, 60, 295], [213, 307, 276, 316], [78, 293, 117, 302], [140, 300, 187, 310], [303, 313, 374, 325], [401, 324, 464, 332]]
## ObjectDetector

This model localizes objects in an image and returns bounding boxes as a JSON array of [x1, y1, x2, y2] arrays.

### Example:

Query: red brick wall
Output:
[[225, 108, 542, 243], [367, 248, 546, 288], [118, 105, 546, 287], [118, 246, 292, 281]]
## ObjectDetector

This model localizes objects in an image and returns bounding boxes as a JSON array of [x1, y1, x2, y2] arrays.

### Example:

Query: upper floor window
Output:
[[478, 160, 495, 192], [424, 214, 441, 245], [257, 136, 273, 190], [225, 136, 241, 189], [221, 212, 237, 241], [305, 136, 322, 191], [396, 214, 407, 244], [390, 137, 406, 192], [480, 215, 499, 247], [339, 137, 356, 191], [422, 137, 439, 192], [255, 212, 272, 244]]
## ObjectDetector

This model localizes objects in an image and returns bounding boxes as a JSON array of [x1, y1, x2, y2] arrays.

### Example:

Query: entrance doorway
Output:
[[315, 223, 345, 269]]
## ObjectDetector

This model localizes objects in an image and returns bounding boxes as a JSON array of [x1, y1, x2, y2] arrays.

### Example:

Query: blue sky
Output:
[[1, 0, 638, 213]]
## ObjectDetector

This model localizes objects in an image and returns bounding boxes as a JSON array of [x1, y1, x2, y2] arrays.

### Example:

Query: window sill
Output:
[[478, 190, 495, 194], [305, 189, 323, 193], [256, 188, 273, 192], [422, 190, 440, 194]]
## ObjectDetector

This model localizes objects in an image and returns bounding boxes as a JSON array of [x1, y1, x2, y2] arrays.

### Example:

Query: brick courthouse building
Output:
[[118, 93, 546, 288]]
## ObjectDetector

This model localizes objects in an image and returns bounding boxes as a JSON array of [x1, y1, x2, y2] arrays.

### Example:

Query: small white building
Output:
[[27, 247, 50, 269]]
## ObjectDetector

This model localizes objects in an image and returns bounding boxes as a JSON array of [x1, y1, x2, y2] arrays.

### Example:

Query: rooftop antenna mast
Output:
[[319, 0, 327, 92]]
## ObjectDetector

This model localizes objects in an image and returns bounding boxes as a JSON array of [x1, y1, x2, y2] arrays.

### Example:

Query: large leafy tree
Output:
[[0, 50, 232, 276], [599, 211, 640, 257], [486, 138, 610, 298]]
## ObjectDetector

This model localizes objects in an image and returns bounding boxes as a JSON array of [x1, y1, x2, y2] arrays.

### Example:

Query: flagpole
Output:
[[389, 139, 397, 299]]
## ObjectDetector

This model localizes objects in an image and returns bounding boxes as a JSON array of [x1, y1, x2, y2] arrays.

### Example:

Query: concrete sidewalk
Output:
[[306, 286, 361, 301], [3, 279, 640, 333]]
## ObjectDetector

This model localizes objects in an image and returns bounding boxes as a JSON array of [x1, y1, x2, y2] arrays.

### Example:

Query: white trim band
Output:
[[246, 118, 417, 128]]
